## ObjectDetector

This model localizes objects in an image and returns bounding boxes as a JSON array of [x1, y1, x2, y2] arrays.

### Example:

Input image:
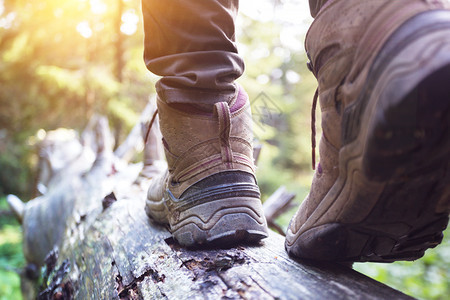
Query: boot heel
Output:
[[167, 171, 268, 247]]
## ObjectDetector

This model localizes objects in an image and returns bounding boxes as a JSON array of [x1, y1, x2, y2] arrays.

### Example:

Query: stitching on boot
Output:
[[214, 102, 234, 167]]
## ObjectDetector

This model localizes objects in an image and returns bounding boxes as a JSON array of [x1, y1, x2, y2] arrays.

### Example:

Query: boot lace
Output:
[[144, 109, 159, 144], [307, 54, 318, 171], [311, 88, 318, 170]]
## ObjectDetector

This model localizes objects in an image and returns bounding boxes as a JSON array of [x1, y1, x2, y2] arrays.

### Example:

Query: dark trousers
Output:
[[142, 0, 325, 107]]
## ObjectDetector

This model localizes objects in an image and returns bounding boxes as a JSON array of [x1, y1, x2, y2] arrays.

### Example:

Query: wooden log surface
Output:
[[44, 184, 413, 300], [10, 105, 414, 299]]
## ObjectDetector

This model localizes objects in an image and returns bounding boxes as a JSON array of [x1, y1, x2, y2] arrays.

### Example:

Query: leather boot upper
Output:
[[154, 85, 256, 198], [288, 0, 450, 236]]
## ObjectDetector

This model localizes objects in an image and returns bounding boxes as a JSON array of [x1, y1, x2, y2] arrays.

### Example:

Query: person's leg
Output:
[[142, 0, 243, 107], [142, 0, 268, 247], [286, 0, 450, 262]]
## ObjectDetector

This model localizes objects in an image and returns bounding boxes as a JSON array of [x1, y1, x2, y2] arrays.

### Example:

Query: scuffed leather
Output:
[[288, 0, 450, 236], [153, 84, 256, 198]]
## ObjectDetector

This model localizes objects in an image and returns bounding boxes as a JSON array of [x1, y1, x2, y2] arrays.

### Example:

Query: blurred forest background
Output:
[[0, 0, 448, 299]]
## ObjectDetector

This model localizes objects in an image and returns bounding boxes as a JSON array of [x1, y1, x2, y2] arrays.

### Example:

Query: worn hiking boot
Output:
[[286, 0, 450, 262], [146, 85, 268, 247]]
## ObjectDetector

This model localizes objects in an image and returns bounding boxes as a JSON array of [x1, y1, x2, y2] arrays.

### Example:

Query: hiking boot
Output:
[[146, 85, 268, 247], [286, 0, 450, 262]]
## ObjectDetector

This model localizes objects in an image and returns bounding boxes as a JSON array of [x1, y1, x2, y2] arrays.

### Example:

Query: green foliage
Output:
[[0, 271, 22, 300], [0, 0, 151, 198], [0, 197, 24, 300], [238, 16, 316, 174], [0, 133, 32, 197]]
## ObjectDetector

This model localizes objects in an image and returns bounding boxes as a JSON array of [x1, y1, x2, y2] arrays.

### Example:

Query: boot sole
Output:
[[147, 171, 268, 247], [287, 11, 450, 262]]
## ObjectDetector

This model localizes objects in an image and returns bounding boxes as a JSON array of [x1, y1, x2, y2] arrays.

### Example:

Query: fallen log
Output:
[[9, 100, 413, 299], [262, 186, 296, 235]]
